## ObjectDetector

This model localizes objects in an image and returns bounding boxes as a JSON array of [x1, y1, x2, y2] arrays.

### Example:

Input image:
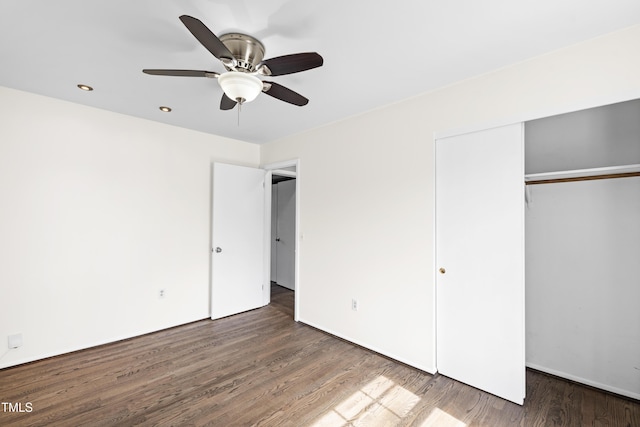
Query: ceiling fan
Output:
[[143, 15, 323, 111]]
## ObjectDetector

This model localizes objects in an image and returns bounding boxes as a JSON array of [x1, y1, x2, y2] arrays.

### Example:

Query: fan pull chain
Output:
[[237, 101, 242, 126]]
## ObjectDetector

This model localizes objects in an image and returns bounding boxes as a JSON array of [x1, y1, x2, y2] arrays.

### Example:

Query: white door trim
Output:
[[262, 159, 301, 322]]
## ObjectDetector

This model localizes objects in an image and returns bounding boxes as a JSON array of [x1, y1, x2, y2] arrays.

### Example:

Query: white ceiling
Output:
[[1, 0, 639, 144]]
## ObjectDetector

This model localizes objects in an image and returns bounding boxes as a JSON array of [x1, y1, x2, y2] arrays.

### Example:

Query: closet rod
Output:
[[526, 171, 640, 185]]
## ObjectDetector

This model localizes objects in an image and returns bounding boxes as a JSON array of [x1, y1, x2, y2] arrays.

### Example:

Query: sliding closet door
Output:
[[436, 123, 525, 404]]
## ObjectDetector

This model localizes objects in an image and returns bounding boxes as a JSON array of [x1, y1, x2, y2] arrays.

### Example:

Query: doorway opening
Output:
[[263, 159, 300, 321], [271, 173, 295, 291]]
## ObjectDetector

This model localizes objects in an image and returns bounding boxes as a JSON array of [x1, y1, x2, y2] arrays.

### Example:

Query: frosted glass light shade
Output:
[[218, 72, 263, 103]]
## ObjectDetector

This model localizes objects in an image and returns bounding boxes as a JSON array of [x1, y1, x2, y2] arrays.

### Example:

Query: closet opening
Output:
[[524, 98, 640, 400]]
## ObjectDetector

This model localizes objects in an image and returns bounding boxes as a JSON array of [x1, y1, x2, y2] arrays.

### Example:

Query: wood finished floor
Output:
[[1, 284, 638, 426]]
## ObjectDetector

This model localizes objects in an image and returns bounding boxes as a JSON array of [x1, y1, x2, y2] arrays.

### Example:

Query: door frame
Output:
[[262, 159, 301, 321]]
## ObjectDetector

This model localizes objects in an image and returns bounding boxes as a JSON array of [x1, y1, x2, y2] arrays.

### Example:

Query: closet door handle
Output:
[[439, 267, 446, 274]]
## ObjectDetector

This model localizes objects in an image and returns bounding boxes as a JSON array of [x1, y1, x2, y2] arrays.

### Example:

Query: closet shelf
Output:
[[525, 164, 640, 185]]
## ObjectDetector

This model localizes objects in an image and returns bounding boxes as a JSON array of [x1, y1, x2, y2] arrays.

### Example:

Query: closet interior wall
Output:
[[524, 99, 640, 400]]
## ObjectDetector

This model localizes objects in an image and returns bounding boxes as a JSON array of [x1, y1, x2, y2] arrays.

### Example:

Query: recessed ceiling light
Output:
[[77, 84, 93, 91], [159, 106, 172, 112]]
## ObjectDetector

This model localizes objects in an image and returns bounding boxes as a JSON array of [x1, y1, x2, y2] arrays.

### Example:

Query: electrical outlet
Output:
[[159, 289, 166, 298], [351, 299, 358, 311], [8, 333, 22, 349]]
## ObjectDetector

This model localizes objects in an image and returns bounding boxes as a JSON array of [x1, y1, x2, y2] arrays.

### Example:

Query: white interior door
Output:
[[211, 162, 266, 320], [275, 179, 296, 290], [436, 123, 525, 404]]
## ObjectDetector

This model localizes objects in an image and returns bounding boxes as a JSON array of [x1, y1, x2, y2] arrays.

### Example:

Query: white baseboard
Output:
[[526, 363, 640, 401]]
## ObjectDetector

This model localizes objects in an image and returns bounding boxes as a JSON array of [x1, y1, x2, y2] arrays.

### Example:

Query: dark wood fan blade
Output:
[[179, 15, 234, 61], [263, 82, 309, 106], [143, 69, 219, 78], [259, 52, 323, 76], [220, 93, 237, 110]]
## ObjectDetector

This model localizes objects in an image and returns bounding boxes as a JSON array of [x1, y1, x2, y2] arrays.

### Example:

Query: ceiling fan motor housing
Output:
[[219, 33, 265, 72]]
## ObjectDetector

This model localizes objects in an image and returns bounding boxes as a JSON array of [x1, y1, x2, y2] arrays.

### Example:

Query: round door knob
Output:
[[439, 267, 446, 274], [215, 247, 222, 253]]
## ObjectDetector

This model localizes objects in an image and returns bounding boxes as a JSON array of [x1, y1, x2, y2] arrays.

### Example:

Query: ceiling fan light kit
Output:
[[218, 72, 263, 104], [142, 15, 323, 117]]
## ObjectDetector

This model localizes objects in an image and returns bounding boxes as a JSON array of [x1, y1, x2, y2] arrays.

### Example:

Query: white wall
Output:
[[525, 177, 640, 399], [0, 87, 259, 369], [260, 25, 640, 373]]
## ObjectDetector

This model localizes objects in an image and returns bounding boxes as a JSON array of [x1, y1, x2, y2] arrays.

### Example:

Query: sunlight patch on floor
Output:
[[310, 375, 421, 426], [419, 407, 467, 427]]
